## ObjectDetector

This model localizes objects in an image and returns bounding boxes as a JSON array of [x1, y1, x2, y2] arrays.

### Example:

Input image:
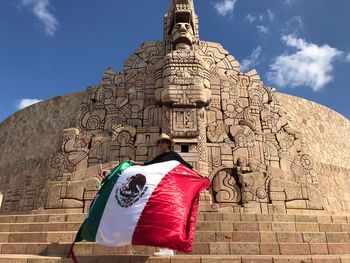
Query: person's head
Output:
[[157, 133, 173, 153]]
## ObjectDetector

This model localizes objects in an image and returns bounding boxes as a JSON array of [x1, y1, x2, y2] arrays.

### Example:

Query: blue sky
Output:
[[1, 0, 350, 122]]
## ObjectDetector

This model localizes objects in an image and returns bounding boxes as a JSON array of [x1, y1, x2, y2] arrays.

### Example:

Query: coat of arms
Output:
[[115, 173, 148, 208]]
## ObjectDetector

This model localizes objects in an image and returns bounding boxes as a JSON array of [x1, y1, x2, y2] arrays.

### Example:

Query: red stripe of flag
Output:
[[131, 164, 210, 253]]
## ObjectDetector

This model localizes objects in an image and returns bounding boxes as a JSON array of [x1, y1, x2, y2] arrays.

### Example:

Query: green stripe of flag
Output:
[[75, 161, 133, 242]]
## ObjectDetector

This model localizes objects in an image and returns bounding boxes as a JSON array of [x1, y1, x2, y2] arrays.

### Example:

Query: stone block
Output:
[[0, 224, 11, 232], [303, 233, 327, 243], [191, 243, 210, 255], [33, 215, 50, 222], [312, 257, 341, 263], [273, 214, 296, 222], [241, 214, 257, 221], [260, 232, 277, 242], [222, 214, 241, 222], [47, 243, 68, 255], [93, 244, 126, 255], [48, 215, 67, 222], [205, 213, 223, 221], [234, 222, 259, 231], [319, 224, 342, 233], [326, 233, 350, 243], [0, 233, 9, 242], [215, 231, 233, 242], [221, 222, 234, 231], [1, 243, 28, 254], [256, 214, 273, 222], [296, 223, 320, 232], [277, 232, 303, 243], [332, 217, 348, 224], [328, 243, 350, 254], [233, 231, 260, 242], [341, 224, 350, 232], [230, 243, 260, 255], [196, 222, 220, 231], [67, 214, 85, 222], [309, 244, 329, 255], [26, 243, 48, 254], [28, 258, 60, 263], [42, 223, 67, 232], [16, 216, 35, 223], [341, 256, 350, 263], [317, 216, 332, 224], [260, 243, 280, 255], [259, 222, 272, 231], [295, 215, 317, 222], [196, 213, 205, 221], [272, 222, 296, 232], [71, 243, 94, 255], [195, 232, 215, 243], [210, 242, 230, 255], [47, 232, 75, 243], [279, 243, 310, 255], [273, 256, 311, 263], [28, 224, 44, 232], [0, 258, 27, 263]]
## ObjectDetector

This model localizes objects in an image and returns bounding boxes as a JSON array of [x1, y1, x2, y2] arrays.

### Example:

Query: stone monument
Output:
[[1, 1, 350, 262]]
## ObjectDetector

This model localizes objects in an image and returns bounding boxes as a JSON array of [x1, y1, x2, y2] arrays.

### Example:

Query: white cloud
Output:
[[283, 16, 304, 35], [17, 98, 43, 110], [246, 14, 256, 23], [267, 9, 275, 22], [346, 54, 350, 63], [267, 35, 343, 91], [21, 0, 59, 36], [214, 0, 237, 16], [241, 46, 262, 72], [257, 25, 269, 34]]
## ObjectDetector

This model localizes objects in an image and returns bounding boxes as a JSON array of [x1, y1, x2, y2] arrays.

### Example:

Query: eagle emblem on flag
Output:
[[115, 173, 148, 208]]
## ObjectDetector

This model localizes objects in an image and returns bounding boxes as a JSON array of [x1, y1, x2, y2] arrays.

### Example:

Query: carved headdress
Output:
[[164, 0, 199, 50]]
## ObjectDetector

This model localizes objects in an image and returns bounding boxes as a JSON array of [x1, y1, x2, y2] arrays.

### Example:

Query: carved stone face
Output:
[[171, 22, 194, 46]]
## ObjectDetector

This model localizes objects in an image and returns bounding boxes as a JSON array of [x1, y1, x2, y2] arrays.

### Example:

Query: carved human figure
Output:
[[171, 22, 195, 50], [62, 128, 92, 172]]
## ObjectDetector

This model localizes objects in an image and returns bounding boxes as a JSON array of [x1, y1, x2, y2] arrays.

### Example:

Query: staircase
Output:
[[0, 209, 349, 263]]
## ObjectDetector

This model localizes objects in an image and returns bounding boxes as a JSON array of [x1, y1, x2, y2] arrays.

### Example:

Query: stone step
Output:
[[0, 213, 349, 224], [1, 221, 350, 234], [0, 222, 82, 233], [1, 242, 350, 256], [196, 221, 350, 233], [1, 231, 350, 244], [0, 214, 86, 224], [1, 254, 350, 263]]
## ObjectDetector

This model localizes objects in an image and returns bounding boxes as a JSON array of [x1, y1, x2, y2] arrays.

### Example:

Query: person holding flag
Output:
[[130, 133, 194, 256], [68, 133, 209, 262]]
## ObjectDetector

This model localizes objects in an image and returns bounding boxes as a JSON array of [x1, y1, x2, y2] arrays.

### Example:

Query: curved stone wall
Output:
[[277, 93, 350, 212], [278, 93, 350, 169], [0, 91, 85, 212]]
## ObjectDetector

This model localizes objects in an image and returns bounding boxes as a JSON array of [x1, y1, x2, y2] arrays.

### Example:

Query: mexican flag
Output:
[[68, 160, 209, 261]]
